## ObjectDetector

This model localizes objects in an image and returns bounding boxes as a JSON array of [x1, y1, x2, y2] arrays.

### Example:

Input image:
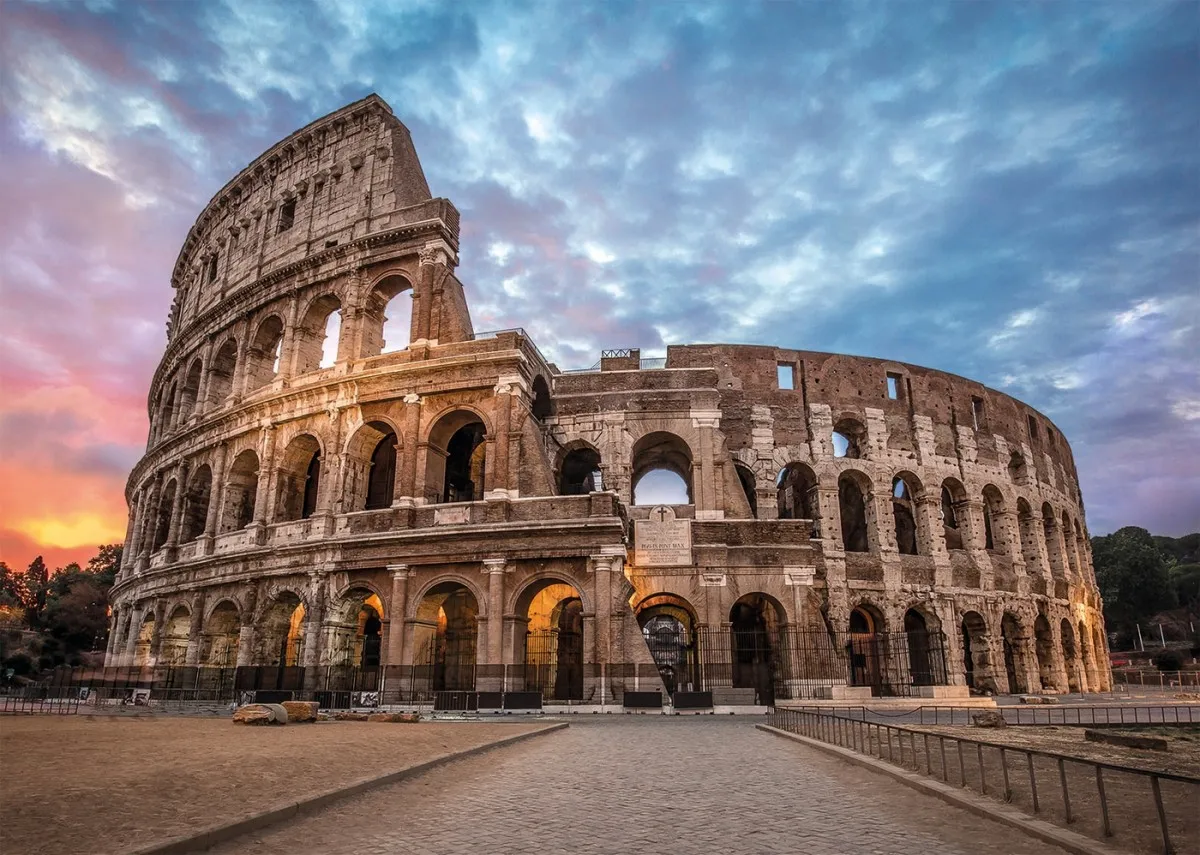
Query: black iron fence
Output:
[[765, 707, 1200, 854], [786, 704, 1200, 727]]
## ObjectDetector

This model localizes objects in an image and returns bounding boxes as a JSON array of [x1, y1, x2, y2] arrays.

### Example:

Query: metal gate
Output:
[[524, 629, 583, 701]]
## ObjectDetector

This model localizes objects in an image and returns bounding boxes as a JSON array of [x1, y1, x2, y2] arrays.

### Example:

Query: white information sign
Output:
[[633, 506, 693, 567]]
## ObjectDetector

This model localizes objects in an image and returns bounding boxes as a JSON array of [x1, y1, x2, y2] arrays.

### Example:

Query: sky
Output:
[[0, 0, 1197, 572]]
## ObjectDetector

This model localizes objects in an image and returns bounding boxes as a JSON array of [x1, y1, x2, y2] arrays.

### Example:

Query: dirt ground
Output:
[[895, 723, 1200, 855], [0, 713, 548, 855]]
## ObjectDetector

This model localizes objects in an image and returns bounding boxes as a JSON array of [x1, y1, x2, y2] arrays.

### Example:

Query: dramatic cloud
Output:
[[0, 0, 1196, 570]]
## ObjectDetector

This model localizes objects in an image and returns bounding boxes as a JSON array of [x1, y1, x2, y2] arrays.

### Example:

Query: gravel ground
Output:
[[0, 714, 546, 855]]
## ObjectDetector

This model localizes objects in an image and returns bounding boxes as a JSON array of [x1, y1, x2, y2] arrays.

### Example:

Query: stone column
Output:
[[482, 559, 508, 664], [232, 321, 252, 399], [396, 393, 422, 504], [252, 425, 276, 529], [385, 565, 411, 667], [236, 587, 258, 667], [105, 609, 121, 663], [185, 592, 207, 665], [301, 573, 326, 667], [164, 462, 190, 559], [692, 412, 722, 519], [488, 379, 516, 499], [592, 555, 616, 665], [413, 248, 438, 342], [124, 603, 145, 666], [148, 600, 167, 662], [202, 443, 228, 553]]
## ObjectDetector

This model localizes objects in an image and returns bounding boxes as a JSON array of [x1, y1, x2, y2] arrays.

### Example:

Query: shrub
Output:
[[1154, 651, 1183, 672]]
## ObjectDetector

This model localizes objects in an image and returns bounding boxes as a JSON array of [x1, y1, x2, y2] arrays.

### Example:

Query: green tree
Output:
[[42, 577, 109, 654], [1169, 563, 1200, 610], [85, 544, 122, 588], [1092, 527, 1177, 632], [20, 556, 50, 628], [0, 562, 24, 609]]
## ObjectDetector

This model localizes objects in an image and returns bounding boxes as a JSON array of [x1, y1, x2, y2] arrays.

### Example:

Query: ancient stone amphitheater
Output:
[[105, 95, 1111, 705]]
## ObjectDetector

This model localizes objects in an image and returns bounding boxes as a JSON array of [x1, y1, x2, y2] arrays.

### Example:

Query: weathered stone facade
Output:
[[106, 95, 1111, 699]]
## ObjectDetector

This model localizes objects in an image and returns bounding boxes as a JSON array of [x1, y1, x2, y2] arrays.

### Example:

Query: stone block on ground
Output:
[[281, 701, 319, 722], [232, 704, 277, 726], [1018, 695, 1058, 705], [367, 712, 420, 722], [971, 710, 1007, 728], [333, 711, 370, 721]]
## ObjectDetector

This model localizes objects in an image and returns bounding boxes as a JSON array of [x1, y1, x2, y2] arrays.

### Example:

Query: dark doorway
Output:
[[729, 593, 780, 705]]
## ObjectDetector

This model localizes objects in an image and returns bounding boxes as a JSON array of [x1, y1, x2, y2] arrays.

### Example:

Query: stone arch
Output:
[[848, 601, 887, 691], [160, 604, 191, 665], [902, 606, 942, 686], [733, 462, 757, 518], [1042, 502, 1066, 579], [509, 571, 594, 619], [245, 314, 284, 392], [256, 590, 306, 666], [1091, 624, 1108, 690], [631, 431, 694, 505], [424, 407, 490, 504], [777, 462, 819, 524], [838, 470, 872, 553], [158, 379, 178, 436], [360, 273, 413, 357], [558, 440, 603, 495], [220, 449, 259, 532], [343, 420, 401, 511], [831, 416, 867, 459], [152, 478, 178, 550], [1061, 510, 1080, 578], [1008, 450, 1029, 484], [635, 592, 700, 694], [275, 433, 324, 522], [891, 471, 923, 555], [294, 292, 343, 374], [1079, 620, 1099, 690], [516, 576, 586, 701], [730, 592, 789, 704], [1001, 612, 1029, 694], [178, 358, 203, 422], [940, 477, 968, 551], [411, 580, 479, 691], [960, 610, 995, 693], [1059, 618, 1081, 692], [201, 599, 241, 666], [181, 464, 212, 542], [1016, 498, 1042, 572], [325, 585, 385, 667], [981, 484, 1005, 552], [134, 610, 155, 666], [531, 374, 554, 421], [206, 338, 238, 408]]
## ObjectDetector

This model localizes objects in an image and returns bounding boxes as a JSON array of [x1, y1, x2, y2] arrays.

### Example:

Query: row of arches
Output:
[[960, 609, 1107, 694], [151, 276, 415, 445]]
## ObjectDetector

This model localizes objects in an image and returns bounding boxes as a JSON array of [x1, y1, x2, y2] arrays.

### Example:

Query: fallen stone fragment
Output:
[[281, 701, 319, 722], [333, 711, 370, 721], [232, 704, 276, 725], [971, 710, 1007, 728], [1084, 729, 1168, 751], [367, 712, 422, 723], [1018, 695, 1059, 705]]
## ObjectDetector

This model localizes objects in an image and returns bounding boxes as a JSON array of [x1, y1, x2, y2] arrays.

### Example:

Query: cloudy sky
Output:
[[0, 0, 1197, 571]]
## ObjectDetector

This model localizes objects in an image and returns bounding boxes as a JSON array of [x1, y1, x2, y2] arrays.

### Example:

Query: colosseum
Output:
[[104, 94, 1111, 707]]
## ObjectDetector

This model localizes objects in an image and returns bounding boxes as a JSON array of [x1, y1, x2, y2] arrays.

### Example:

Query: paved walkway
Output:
[[215, 717, 1064, 855]]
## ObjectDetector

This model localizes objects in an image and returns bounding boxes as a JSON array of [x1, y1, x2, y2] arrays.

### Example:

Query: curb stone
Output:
[[132, 722, 569, 855], [756, 724, 1124, 855]]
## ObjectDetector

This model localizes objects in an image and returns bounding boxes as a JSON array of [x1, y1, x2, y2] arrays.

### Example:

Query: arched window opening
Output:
[[730, 593, 785, 705], [838, 473, 869, 553], [201, 601, 241, 667], [1062, 510, 1079, 578], [361, 276, 413, 357], [559, 446, 602, 495], [246, 316, 284, 392], [326, 590, 385, 667], [631, 432, 693, 505], [295, 294, 342, 374], [777, 463, 818, 535], [637, 593, 699, 695], [531, 375, 553, 421], [275, 435, 322, 522], [983, 505, 995, 550], [940, 479, 966, 551], [221, 449, 259, 532], [1042, 502, 1065, 578], [424, 411, 487, 504], [891, 475, 919, 555], [832, 418, 866, 459], [181, 465, 212, 541], [365, 431, 398, 510], [179, 359, 203, 422], [734, 464, 757, 517], [159, 381, 178, 435], [206, 339, 238, 408], [445, 424, 486, 503], [152, 479, 177, 550], [413, 582, 478, 691], [134, 613, 155, 666], [521, 580, 585, 701], [982, 485, 1005, 553], [1016, 498, 1041, 570]]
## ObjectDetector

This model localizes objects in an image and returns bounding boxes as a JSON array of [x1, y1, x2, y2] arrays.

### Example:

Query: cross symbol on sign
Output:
[[653, 506, 669, 522]]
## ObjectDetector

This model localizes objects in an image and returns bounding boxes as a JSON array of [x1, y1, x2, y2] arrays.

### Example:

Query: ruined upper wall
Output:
[[166, 94, 450, 337]]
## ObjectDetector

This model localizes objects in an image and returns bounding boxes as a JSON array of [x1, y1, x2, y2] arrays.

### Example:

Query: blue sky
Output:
[[0, 0, 1197, 567]]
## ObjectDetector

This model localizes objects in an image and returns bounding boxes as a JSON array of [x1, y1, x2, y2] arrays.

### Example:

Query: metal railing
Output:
[[785, 704, 1200, 727], [1112, 669, 1200, 690], [765, 707, 1200, 854]]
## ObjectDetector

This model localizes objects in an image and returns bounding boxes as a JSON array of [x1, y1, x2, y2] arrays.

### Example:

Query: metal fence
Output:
[[1112, 669, 1200, 691], [765, 707, 1200, 854]]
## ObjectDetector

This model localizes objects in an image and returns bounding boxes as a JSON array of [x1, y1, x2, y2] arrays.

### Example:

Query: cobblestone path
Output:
[[219, 717, 1064, 855]]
